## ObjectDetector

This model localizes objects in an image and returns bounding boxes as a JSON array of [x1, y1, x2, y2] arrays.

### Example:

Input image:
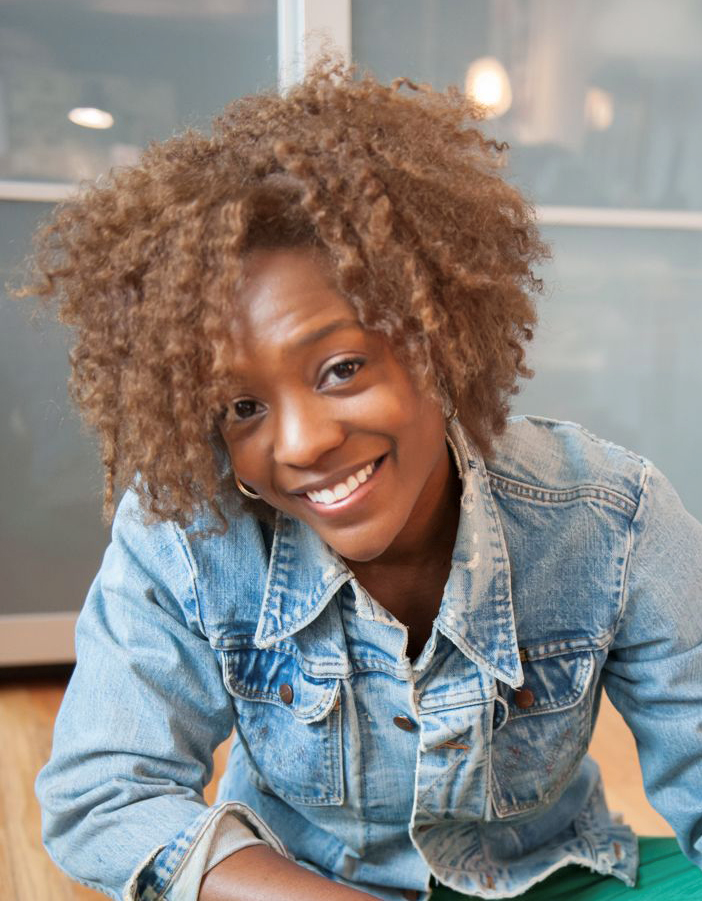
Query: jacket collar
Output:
[[254, 511, 351, 649], [254, 419, 523, 688]]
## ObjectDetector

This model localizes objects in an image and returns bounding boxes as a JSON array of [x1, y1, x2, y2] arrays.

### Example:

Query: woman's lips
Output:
[[299, 455, 387, 517]]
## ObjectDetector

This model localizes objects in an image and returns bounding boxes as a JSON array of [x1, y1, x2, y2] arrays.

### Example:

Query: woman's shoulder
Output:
[[485, 414, 648, 507], [111, 485, 272, 605]]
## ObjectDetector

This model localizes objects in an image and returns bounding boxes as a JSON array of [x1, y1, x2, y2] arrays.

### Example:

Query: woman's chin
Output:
[[322, 524, 400, 565]]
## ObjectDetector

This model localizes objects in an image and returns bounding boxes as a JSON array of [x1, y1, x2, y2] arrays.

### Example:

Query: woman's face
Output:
[[219, 247, 452, 564]]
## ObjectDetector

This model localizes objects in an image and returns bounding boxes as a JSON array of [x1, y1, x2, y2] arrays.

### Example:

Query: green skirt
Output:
[[431, 838, 702, 900]]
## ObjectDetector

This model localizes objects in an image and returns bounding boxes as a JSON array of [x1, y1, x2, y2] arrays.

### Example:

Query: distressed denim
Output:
[[36, 416, 702, 900]]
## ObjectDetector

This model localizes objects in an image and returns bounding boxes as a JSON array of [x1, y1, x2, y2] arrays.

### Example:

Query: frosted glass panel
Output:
[[352, 0, 702, 209], [1, 201, 108, 615], [513, 226, 702, 521], [0, 0, 277, 183]]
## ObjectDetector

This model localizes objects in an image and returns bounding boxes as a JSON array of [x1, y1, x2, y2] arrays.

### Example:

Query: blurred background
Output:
[[1, 0, 701, 662]]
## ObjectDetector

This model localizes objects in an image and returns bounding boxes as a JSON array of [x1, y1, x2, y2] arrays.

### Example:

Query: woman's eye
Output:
[[322, 359, 363, 386], [231, 399, 262, 421]]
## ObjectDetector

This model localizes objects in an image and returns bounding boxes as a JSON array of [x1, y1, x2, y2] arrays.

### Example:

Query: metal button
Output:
[[514, 687, 535, 709], [278, 683, 294, 704], [393, 715, 417, 732]]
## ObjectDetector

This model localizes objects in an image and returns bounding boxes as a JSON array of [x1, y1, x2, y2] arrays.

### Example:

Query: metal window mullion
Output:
[[3, 178, 702, 233], [0, 180, 76, 202], [277, 0, 351, 92]]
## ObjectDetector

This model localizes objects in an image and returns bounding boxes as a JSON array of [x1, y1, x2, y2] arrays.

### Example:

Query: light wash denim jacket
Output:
[[36, 416, 702, 900]]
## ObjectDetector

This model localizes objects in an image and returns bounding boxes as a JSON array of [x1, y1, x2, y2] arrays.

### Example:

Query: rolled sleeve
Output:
[[127, 801, 291, 901]]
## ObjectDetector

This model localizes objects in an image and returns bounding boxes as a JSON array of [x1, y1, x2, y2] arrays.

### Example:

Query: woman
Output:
[[29, 62, 702, 900]]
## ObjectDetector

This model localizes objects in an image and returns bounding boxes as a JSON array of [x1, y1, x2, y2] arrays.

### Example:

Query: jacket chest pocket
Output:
[[490, 649, 595, 818], [222, 648, 343, 807]]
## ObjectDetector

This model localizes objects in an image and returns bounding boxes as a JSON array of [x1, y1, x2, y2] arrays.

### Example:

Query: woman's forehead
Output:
[[235, 247, 360, 343], [217, 247, 370, 384]]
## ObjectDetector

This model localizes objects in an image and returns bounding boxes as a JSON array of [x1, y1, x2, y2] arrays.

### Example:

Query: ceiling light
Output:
[[465, 56, 513, 119], [584, 87, 614, 131], [68, 107, 114, 129]]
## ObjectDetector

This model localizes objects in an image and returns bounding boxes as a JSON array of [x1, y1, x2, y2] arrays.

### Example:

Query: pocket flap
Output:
[[502, 649, 594, 718], [224, 648, 339, 724]]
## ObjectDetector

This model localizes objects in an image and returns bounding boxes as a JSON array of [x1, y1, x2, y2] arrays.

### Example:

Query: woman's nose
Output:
[[273, 397, 345, 468]]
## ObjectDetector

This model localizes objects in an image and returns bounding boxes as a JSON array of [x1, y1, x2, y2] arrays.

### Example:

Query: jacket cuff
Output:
[[123, 801, 291, 901]]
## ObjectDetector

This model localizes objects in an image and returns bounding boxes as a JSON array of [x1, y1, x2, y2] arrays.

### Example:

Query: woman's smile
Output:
[[296, 453, 386, 515], [219, 247, 457, 564]]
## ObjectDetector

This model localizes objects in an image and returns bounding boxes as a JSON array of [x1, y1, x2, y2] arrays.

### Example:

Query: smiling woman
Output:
[[20, 59, 702, 901], [20, 58, 543, 536]]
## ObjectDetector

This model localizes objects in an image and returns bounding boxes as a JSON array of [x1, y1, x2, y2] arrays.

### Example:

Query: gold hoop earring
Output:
[[235, 474, 262, 500]]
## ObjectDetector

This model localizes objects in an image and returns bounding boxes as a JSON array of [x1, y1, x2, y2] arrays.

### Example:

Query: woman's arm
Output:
[[35, 489, 289, 900], [199, 845, 380, 900], [602, 460, 702, 866]]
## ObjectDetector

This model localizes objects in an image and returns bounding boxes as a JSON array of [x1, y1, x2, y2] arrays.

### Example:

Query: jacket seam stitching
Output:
[[613, 458, 650, 639], [518, 635, 609, 660], [216, 642, 350, 677], [416, 746, 473, 806], [168, 521, 207, 637], [486, 472, 637, 512]]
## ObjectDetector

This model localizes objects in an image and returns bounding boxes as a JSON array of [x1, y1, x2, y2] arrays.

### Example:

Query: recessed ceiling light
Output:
[[465, 57, 512, 119], [585, 87, 614, 131], [68, 107, 114, 129]]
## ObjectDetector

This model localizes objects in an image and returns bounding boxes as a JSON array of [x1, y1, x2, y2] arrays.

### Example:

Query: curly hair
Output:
[[20, 58, 548, 532]]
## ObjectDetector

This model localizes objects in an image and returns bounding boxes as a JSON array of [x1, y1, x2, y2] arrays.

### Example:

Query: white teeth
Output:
[[357, 464, 373, 484], [334, 483, 351, 501], [306, 460, 378, 506]]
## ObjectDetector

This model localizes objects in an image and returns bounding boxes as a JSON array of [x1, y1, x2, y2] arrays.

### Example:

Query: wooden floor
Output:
[[0, 670, 672, 901]]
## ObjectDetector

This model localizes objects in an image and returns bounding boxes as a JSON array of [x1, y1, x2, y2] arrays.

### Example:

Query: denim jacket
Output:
[[36, 415, 702, 900]]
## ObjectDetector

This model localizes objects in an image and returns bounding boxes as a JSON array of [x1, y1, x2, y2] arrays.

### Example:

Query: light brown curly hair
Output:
[[20, 59, 548, 532]]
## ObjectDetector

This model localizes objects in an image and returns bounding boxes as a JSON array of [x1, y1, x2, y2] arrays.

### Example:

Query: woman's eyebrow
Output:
[[293, 318, 362, 348], [225, 318, 363, 390]]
